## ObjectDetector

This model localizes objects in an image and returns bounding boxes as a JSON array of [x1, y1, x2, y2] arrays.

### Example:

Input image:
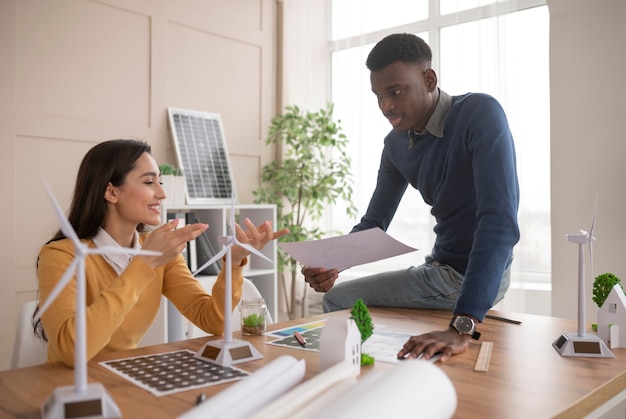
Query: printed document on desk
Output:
[[278, 228, 417, 271]]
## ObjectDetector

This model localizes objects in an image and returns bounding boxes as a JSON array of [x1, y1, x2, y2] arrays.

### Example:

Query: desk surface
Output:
[[1, 308, 625, 418]]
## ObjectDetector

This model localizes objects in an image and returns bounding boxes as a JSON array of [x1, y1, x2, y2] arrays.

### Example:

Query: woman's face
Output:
[[106, 152, 166, 228]]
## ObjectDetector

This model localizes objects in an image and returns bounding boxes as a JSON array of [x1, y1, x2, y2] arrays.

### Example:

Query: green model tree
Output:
[[350, 299, 375, 366], [592, 272, 623, 331]]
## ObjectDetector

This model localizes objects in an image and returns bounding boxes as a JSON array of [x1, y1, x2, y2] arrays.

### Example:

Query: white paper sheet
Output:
[[248, 361, 360, 419], [301, 360, 457, 419], [278, 228, 418, 271], [177, 355, 305, 419]]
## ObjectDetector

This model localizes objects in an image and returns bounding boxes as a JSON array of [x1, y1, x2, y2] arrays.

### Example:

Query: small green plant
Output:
[[241, 313, 266, 336], [350, 299, 375, 366], [591, 272, 623, 331], [243, 313, 265, 327]]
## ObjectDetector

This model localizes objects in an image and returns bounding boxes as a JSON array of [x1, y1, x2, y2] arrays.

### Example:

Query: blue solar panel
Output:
[[167, 108, 236, 204]]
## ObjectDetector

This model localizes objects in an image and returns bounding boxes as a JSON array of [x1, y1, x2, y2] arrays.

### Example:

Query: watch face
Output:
[[455, 316, 474, 333]]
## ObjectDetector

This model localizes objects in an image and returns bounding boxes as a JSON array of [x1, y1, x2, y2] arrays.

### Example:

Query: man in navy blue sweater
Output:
[[302, 33, 520, 362]]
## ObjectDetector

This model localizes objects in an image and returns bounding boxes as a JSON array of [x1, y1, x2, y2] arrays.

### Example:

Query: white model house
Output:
[[319, 317, 361, 373], [597, 284, 626, 349]]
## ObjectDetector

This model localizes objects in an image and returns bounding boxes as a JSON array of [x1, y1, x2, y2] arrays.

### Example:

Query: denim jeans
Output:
[[322, 255, 511, 313]]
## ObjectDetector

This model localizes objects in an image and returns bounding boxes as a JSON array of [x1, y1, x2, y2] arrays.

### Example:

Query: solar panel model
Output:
[[167, 108, 236, 205]]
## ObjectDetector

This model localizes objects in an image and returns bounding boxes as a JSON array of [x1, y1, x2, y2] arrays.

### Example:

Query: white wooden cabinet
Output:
[[140, 203, 278, 346]]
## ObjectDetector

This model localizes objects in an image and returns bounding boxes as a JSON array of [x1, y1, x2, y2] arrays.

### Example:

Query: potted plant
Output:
[[159, 164, 185, 207], [159, 164, 176, 206], [241, 313, 266, 336], [253, 103, 358, 319]]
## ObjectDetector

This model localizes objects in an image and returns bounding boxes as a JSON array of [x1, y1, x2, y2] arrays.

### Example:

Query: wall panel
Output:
[[0, 0, 276, 370]]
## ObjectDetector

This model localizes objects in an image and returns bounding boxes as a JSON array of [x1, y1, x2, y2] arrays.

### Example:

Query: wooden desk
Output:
[[1, 308, 625, 418]]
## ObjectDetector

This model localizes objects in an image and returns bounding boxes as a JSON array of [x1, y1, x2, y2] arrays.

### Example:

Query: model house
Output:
[[319, 318, 361, 373], [597, 284, 626, 348]]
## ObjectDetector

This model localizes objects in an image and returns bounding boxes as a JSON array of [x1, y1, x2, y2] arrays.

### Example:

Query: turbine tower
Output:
[[193, 196, 273, 366], [552, 197, 613, 358]]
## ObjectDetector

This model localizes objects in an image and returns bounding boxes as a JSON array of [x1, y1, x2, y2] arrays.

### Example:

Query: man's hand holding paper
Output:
[[279, 228, 417, 292]]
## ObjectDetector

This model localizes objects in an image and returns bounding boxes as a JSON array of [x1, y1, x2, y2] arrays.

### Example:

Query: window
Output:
[[330, 1, 551, 292]]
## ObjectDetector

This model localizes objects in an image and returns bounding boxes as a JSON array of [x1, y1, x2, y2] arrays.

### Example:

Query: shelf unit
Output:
[[139, 203, 277, 346]]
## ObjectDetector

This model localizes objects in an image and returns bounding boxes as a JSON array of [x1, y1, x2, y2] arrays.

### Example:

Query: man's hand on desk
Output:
[[301, 266, 339, 292], [397, 328, 472, 362]]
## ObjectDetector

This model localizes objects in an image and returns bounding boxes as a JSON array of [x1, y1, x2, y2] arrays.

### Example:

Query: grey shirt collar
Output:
[[408, 88, 452, 148]]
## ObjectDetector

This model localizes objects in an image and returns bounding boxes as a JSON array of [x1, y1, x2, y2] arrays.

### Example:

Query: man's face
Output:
[[370, 61, 437, 133]]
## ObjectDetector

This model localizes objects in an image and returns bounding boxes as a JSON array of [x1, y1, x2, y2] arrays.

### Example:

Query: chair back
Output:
[[11, 300, 47, 369]]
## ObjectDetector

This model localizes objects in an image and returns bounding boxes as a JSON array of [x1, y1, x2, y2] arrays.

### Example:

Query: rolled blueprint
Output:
[[178, 355, 305, 419], [300, 360, 457, 419], [248, 360, 360, 419]]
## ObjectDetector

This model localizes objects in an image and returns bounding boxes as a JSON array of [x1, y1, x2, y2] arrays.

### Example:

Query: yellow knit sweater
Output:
[[37, 234, 244, 367]]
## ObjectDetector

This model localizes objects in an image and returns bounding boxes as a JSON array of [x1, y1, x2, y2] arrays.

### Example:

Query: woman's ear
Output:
[[104, 182, 118, 204]]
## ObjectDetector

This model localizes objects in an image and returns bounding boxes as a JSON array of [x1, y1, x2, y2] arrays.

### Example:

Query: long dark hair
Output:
[[34, 139, 153, 341]]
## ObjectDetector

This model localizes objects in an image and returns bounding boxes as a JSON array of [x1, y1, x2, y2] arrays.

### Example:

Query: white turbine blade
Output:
[[589, 195, 598, 239], [192, 247, 229, 276], [43, 180, 80, 244], [90, 245, 162, 257], [588, 196, 598, 282], [36, 258, 80, 319], [233, 239, 272, 263], [589, 239, 594, 282]]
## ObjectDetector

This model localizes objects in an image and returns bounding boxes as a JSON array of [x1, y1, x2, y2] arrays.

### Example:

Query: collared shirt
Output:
[[92, 228, 141, 275], [408, 88, 453, 149]]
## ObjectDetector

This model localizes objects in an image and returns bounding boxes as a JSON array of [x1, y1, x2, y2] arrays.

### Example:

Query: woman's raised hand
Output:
[[139, 218, 208, 268], [231, 218, 289, 266]]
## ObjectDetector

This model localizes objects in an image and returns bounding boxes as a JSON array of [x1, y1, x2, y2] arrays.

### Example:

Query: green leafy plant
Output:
[[350, 298, 375, 366], [591, 272, 623, 331], [241, 313, 266, 336], [253, 103, 358, 319], [159, 164, 175, 175], [593, 273, 623, 307], [242, 313, 265, 327]]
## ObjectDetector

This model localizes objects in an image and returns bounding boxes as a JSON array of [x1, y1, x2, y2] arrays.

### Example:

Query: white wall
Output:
[[0, 0, 276, 371], [548, 0, 626, 322]]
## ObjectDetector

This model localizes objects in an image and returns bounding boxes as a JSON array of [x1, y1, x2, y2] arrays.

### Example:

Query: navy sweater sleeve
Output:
[[450, 94, 520, 320]]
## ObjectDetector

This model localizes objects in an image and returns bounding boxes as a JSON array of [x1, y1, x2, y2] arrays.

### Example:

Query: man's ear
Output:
[[104, 182, 118, 204], [424, 68, 438, 92]]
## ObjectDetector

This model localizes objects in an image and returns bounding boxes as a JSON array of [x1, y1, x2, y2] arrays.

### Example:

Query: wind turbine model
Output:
[[35, 181, 162, 418], [552, 198, 614, 358], [193, 197, 273, 366]]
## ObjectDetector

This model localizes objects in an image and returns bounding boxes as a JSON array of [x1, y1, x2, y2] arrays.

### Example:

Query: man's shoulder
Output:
[[452, 92, 501, 107]]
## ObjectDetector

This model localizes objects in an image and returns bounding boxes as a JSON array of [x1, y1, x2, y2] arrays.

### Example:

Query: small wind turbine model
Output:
[[35, 181, 162, 418], [552, 197, 614, 358], [193, 197, 272, 366]]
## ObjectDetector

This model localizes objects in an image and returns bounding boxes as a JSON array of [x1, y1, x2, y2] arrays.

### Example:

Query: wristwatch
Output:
[[449, 315, 481, 340]]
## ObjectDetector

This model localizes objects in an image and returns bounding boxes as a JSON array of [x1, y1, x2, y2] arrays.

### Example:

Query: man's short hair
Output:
[[366, 33, 432, 71]]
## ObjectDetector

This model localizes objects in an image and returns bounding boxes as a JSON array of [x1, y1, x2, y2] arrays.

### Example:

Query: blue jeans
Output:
[[322, 255, 511, 313]]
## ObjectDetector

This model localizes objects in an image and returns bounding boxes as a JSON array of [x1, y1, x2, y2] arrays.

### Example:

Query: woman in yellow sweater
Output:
[[35, 139, 288, 367]]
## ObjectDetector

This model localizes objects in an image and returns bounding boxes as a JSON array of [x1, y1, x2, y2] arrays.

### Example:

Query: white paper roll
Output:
[[178, 355, 305, 419], [248, 360, 360, 419], [304, 360, 457, 419]]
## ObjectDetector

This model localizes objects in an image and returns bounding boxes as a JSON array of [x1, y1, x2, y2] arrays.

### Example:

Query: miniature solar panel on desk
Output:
[[167, 108, 236, 205], [100, 350, 248, 396]]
